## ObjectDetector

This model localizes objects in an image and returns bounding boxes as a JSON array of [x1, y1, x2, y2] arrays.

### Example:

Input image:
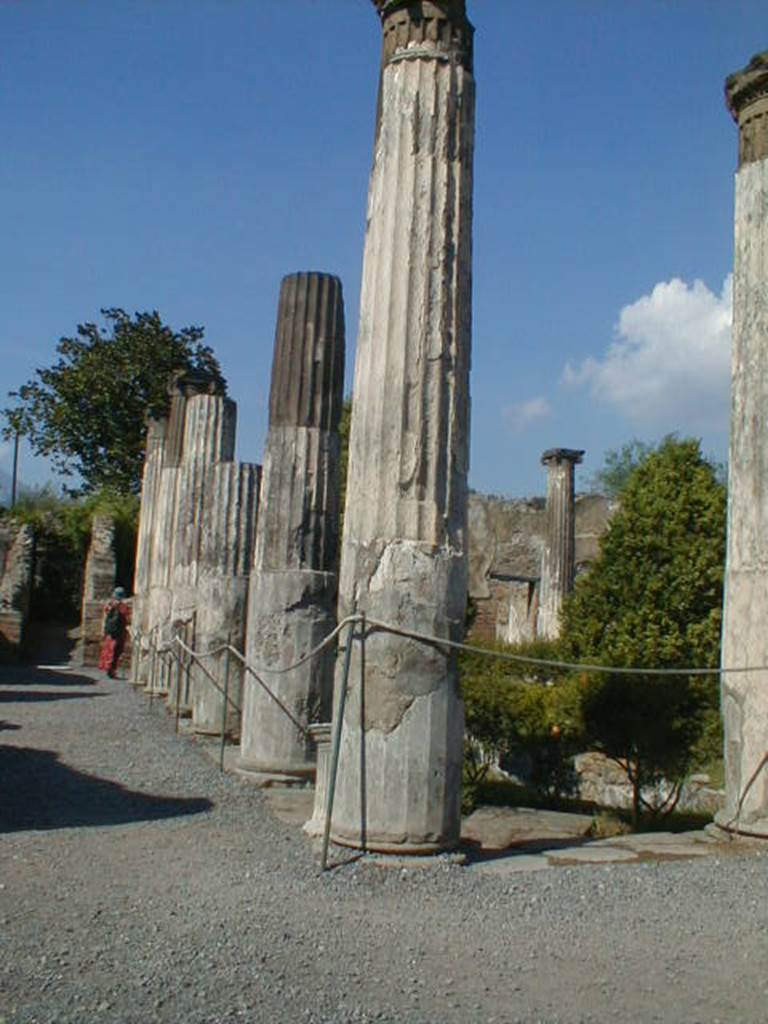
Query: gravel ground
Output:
[[1, 663, 767, 1024]]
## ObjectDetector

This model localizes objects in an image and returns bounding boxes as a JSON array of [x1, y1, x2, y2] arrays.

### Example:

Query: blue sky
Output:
[[1, 1, 765, 500]]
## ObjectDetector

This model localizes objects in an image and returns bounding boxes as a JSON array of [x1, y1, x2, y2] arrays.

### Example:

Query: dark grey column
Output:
[[537, 448, 584, 641], [239, 272, 345, 780], [717, 52, 768, 838], [328, 0, 475, 853]]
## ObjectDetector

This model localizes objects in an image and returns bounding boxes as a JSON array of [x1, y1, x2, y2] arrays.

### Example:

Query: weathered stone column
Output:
[[80, 515, 118, 667], [167, 376, 236, 711], [717, 52, 768, 837], [192, 461, 261, 736], [537, 448, 584, 641], [131, 417, 167, 685], [171, 378, 236, 622], [328, 0, 475, 852], [144, 374, 234, 695], [239, 272, 345, 780]]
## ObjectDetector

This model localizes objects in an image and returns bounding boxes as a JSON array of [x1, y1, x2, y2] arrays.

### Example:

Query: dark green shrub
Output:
[[459, 638, 585, 811]]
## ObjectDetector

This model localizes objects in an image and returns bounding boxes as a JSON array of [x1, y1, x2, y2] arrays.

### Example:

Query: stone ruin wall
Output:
[[467, 491, 615, 644], [0, 520, 34, 660], [80, 515, 129, 669], [0, 488, 614, 663]]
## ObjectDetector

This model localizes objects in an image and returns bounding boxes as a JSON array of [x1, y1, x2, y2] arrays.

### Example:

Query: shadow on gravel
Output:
[[460, 836, 592, 862], [0, 745, 213, 833], [0, 690, 106, 704], [0, 666, 98, 688]]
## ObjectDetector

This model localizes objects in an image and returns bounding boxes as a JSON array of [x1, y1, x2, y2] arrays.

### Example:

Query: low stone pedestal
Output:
[[304, 723, 332, 837]]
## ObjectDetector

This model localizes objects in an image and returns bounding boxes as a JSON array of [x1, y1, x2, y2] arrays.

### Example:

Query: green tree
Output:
[[587, 438, 656, 496], [5, 486, 139, 622], [3, 309, 224, 495], [561, 436, 726, 825]]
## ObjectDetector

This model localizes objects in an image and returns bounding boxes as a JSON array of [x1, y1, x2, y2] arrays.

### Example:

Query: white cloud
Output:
[[504, 396, 553, 433], [563, 276, 732, 432]]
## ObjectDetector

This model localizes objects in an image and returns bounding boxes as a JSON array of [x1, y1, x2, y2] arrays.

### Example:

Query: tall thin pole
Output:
[[10, 429, 19, 508]]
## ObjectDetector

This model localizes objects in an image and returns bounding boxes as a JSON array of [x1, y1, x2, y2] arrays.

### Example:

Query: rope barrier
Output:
[[129, 614, 768, 847], [135, 615, 766, 678]]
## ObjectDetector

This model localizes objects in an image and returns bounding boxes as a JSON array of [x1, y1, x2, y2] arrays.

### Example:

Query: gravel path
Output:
[[1, 664, 767, 1024]]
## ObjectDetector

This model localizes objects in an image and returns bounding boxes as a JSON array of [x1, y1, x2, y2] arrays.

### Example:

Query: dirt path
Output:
[[1, 664, 766, 1024]]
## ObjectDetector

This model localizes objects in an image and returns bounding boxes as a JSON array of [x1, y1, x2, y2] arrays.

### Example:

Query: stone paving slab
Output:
[[191, 734, 742, 873], [472, 853, 551, 875], [461, 804, 593, 850], [590, 830, 716, 848], [547, 845, 640, 865], [632, 842, 713, 858]]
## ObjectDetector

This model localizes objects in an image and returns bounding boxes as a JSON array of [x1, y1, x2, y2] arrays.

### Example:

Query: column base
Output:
[[329, 828, 459, 856], [713, 809, 768, 839]]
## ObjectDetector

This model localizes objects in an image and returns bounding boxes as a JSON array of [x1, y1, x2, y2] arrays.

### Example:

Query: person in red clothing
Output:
[[98, 587, 131, 679]]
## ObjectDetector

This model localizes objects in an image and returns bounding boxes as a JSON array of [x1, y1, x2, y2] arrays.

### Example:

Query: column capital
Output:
[[726, 51, 768, 166], [541, 448, 584, 468], [168, 368, 227, 399], [371, 0, 473, 72]]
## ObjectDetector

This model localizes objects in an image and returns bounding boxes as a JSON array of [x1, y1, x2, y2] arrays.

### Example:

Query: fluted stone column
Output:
[[192, 461, 261, 736], [144, 385, 187, 695], [717, 52, 768, 838], [239, 272, 345, 780], [172, 381, 237, 621], [537, 448, 584, 641], [167, 379, 236, 712], [131, 417, 167, 685], [145, 373, 234, 696], [328, 0, 475, 853]]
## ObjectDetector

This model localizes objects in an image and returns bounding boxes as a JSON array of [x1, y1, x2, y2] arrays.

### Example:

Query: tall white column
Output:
[[329, 0, 475, 853], [718, 52, 768, 837]]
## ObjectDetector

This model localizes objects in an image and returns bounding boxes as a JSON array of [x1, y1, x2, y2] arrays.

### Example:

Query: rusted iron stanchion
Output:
[[219, 635, 233, 772], [175, 638, 183, 734], [149, 629, 157, 705]]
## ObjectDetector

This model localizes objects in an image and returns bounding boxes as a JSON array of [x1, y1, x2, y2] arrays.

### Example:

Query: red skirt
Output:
[[98, 636, 125, 675]]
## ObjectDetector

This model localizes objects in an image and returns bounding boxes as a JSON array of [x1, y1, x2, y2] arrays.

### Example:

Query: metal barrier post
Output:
[[175, 640, 183, 733], [184, 644, 192, 714], [321, 615, 358, 871], [219, 635, 232, 772], [149, 630, 157, 705]]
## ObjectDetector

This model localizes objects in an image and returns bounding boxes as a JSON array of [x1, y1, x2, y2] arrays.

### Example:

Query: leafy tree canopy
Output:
[[587, 438, 658, 497], [561, 436, 726, 821], [3, 309, 224, 495], [563, 436, 726, 670]]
